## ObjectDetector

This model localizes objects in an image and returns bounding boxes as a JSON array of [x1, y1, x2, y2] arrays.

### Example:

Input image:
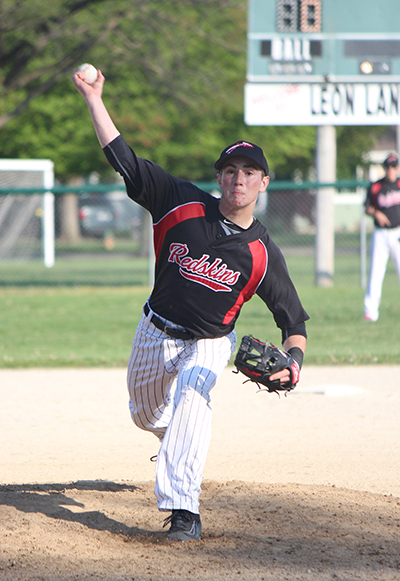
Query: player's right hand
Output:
[[374, 210, 391, 227], [72, 69, 105, 100]]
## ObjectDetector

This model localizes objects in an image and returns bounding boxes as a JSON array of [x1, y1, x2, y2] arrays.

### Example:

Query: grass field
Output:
[[1, 254, 399, 367], [0, 256, 150, 287]]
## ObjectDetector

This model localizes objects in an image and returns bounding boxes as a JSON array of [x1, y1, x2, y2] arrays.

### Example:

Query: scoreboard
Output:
[[246, 0, 400, 124], [248, 0, 400, 83]]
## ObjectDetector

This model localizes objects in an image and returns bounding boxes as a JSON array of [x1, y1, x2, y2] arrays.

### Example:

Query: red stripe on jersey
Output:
[[222, 239, 267, 325], [370, 182, 383, 210], [153, 202, 206, 262], [179, 269, 233, 292]]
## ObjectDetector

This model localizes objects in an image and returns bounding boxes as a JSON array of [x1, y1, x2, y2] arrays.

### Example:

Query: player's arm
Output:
[[365, 204, 391, 227], [71, 69, 120, 148], [365, 187, 392, 227], [255, 242, 308, 386], [365, 203, 375, 216]]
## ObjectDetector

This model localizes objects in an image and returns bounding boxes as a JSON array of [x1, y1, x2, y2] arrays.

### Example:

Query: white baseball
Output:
[[76, 63, 98, 84]]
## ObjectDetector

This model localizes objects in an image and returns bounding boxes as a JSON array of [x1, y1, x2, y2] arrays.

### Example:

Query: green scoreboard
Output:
[[245, 0, 400, 124]]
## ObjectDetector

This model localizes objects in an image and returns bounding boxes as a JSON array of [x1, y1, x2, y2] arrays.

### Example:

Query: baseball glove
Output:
[[233, 335, 300, 394]]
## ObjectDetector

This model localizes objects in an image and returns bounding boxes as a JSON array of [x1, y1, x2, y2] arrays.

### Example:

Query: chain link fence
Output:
[[260, 181, 370, 287], [0, 179, 372, 288]]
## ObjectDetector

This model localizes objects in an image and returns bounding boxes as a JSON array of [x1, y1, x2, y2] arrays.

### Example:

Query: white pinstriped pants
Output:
[[364, 226, 400, 321], [127, 305, 236, 514]]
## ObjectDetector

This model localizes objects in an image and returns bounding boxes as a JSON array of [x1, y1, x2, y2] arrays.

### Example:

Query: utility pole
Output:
[[315, 125, 336, 287]]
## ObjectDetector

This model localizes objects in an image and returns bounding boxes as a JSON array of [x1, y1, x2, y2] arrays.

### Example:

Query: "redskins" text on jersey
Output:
[[168, 242, 241, 292]]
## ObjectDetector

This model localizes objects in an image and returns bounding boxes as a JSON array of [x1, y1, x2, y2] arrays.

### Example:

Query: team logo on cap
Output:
[[225, 142, 254, 155], [383, 153, 399, 168]]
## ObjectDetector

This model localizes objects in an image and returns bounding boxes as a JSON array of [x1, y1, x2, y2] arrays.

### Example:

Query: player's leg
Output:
[[154, 330, 236, 515], [388, 226, 400, 285], [127, 312, 176, 442], [364, 228, 390, 321]]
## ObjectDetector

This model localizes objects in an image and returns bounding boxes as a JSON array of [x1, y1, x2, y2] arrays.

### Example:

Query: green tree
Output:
[[0, 0, 384, 182], [0, 0, 123, 126], [0, 0, 316, 181], [336, 126, 388, 179]]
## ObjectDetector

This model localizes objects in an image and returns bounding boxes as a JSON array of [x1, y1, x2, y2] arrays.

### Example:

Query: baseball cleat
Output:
[[363, 314, 377, 322], [163, 509, 202, 542]]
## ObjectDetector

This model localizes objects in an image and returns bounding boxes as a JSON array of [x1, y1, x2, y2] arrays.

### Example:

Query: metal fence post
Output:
[[43, 162, 55, 268], [315, 125, 336, 287], [357, 166, 367, 288]]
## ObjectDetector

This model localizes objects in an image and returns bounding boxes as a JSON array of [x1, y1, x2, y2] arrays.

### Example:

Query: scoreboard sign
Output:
[[245, 82, 400, 125], [246, 0, 400, 125]]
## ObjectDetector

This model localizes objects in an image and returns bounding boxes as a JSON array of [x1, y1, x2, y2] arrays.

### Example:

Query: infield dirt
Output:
[[1, 365, 399, 580]]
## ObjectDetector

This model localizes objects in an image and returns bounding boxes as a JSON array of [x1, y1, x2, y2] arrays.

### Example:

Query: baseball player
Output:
[[364, 153, 400, 322], [72, 69, 309, 542]]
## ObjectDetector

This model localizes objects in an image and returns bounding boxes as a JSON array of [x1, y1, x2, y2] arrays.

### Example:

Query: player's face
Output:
[[217, 157, 269, 213], [385, 164, 399, 182]]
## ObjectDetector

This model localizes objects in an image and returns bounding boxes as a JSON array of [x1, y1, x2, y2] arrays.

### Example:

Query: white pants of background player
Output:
[[364, 226, 400, 321], [127, 305, 236, 514]]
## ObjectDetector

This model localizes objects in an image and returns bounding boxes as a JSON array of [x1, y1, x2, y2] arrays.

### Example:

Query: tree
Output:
[[0, 0, 119, 125], [2, 0, 377, 183]]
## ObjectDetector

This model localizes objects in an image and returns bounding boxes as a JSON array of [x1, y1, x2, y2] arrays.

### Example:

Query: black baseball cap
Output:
[[214, 141, 269, 175], [383, 153, 399, 167]]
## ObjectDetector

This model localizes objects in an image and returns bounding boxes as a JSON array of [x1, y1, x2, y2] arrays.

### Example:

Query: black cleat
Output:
[[163, 509, 202, 542]]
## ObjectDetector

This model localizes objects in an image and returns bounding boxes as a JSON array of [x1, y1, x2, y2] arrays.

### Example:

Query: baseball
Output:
[[76, 63, 98, 84]]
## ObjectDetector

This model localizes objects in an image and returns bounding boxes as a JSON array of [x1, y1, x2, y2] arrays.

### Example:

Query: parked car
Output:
[[78, 194, 116, 237], [106, 191, 142, 234]]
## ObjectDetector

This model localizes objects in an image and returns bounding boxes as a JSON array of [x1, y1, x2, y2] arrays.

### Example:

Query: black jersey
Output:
[[366, 177, 400, 228], [104, 136, 309, 340]]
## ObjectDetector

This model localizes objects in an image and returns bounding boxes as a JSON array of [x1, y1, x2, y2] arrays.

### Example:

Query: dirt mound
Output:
[[1, 479, 399, 581]]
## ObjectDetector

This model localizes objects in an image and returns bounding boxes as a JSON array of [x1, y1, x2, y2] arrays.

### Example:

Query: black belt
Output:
[[144, 303, 194, 340]]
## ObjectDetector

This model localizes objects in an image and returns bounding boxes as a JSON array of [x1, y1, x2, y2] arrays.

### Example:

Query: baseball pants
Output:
[[364, 226, 400, 321], [127, 304, 236, 514]]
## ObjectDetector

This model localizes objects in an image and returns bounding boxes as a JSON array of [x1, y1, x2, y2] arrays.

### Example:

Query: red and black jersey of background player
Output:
[[366, 177, 400, 229], [104, 135, 309, 340]]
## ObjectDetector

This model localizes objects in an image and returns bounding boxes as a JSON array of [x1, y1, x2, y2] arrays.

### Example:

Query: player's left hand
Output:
[[268, 367, 292, 386], [233, 335, 300, 394]]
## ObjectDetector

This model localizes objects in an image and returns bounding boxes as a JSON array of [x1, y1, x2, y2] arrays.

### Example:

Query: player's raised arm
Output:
[[71, 66, 120, 148]]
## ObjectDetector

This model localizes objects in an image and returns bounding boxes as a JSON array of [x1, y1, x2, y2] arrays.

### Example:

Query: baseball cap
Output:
[[214, 141, 269, 175], [383, 153, 399, 168]]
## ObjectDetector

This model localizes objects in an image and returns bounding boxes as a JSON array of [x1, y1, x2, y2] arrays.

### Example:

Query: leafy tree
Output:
[[336, 126, 388, 179], [0, 0, 317, 180], [0, 0, 386, 182]]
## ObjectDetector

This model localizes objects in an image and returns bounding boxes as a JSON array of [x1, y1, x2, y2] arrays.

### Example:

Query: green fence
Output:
[[0, 179, 375, 288]]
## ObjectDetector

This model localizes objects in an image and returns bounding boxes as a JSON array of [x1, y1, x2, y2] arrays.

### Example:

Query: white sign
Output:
[[245, 83, 400, 125]]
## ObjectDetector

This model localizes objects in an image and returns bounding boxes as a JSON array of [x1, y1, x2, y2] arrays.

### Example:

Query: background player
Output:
[[72, 68, 308, 542], [364, 153, 400, 322]]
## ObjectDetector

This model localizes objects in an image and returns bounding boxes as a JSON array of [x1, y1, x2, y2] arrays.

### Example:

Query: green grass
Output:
[[0, 246, 372, 288], [0, 257, 150, 287], [0, 286, 151, 367], [1, 277, 399, 368], [55, 237, 142, 255], [237, 285, 400, 365]]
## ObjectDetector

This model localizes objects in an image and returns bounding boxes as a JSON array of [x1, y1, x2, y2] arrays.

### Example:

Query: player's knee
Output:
[[128, 399, 167, 438], [129, 399, 146, 427]]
